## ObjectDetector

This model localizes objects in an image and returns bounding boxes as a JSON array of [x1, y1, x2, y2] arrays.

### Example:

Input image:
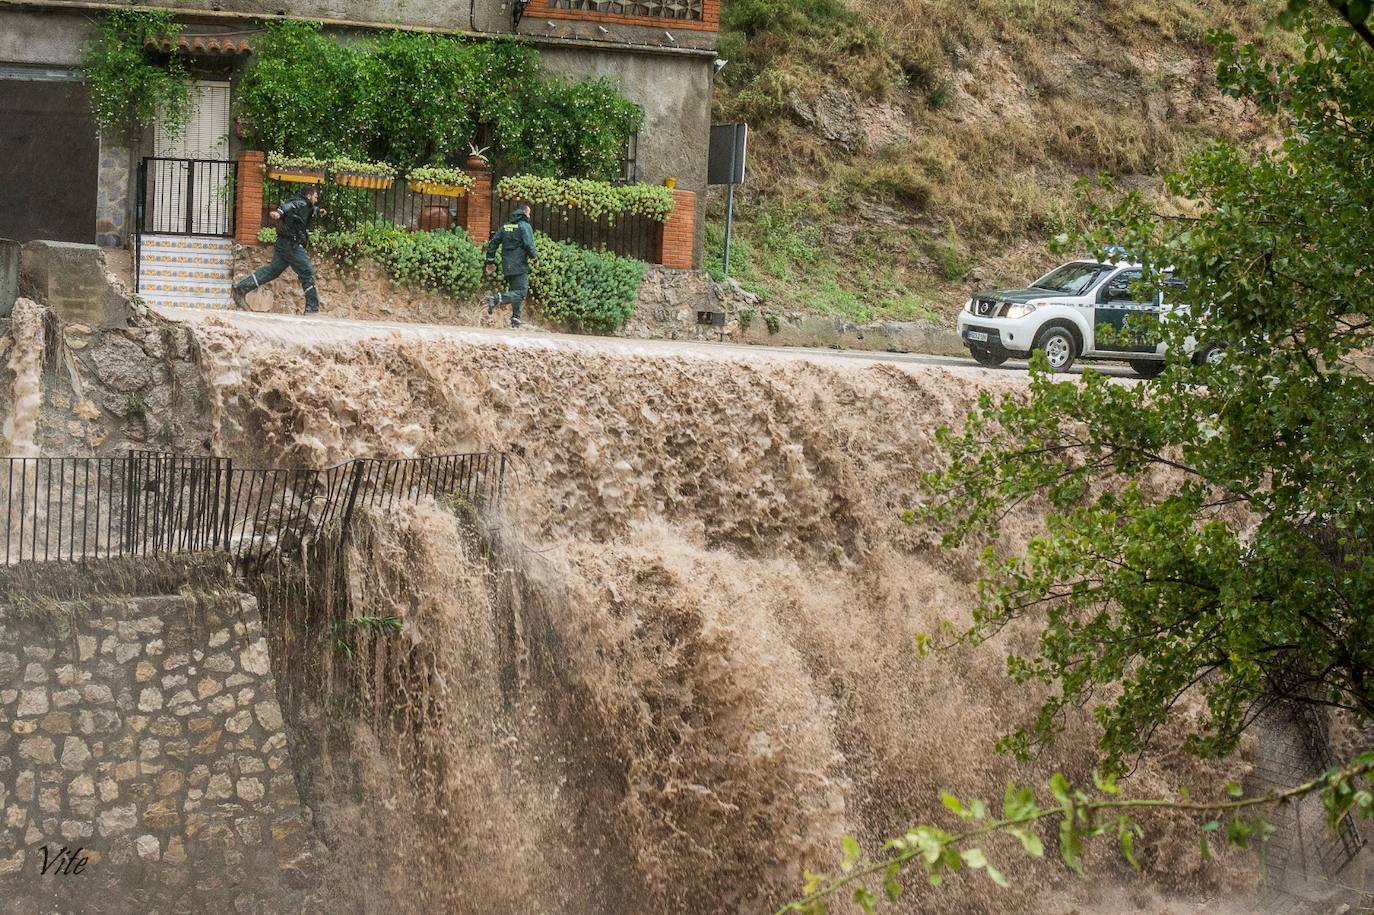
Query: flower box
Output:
[[266, 166, 325, 184], [409, 180, 468, 198], [335, 172, 393, 190]]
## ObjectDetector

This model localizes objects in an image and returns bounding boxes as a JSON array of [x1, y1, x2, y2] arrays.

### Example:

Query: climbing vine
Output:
[[82, 10, 190, 140]]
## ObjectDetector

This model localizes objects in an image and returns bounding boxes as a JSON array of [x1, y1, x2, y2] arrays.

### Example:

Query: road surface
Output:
[[155, 306, 1137, 380]]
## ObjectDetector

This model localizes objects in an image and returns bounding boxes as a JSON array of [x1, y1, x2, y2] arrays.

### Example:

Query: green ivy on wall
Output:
[[234, 21, 642, 180], [82, 11, 190, 140]]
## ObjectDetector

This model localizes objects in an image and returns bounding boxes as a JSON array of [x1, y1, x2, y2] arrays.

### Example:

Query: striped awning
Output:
[[144, 35, 253, 56]]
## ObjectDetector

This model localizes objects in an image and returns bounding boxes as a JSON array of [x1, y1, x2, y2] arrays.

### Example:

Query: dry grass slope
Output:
[[708, 0, 1286, 322]]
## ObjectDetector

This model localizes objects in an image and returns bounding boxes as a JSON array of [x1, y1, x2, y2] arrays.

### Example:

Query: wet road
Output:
[[156, 306, 1137, 380]]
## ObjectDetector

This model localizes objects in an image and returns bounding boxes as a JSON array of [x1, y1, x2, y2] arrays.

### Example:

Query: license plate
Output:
[[966, 331, 988, 342]]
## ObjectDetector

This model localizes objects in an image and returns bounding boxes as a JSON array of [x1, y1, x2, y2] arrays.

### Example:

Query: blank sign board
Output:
[[707, 123, 747, 186]]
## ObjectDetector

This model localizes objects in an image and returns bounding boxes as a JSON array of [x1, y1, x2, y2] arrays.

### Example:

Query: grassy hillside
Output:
[[705, 0, 1286, 323]]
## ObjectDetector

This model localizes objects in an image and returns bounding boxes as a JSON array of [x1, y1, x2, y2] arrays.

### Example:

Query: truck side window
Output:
[[1100, 270, 1142, 303]]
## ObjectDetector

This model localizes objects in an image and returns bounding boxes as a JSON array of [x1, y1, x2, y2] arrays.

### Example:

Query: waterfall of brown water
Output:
[[2, 297, 44, 457], [191, 321, 1265, 913]]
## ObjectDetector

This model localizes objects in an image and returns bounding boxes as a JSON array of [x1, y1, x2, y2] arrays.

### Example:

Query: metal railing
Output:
[[1, 451, 506, 566], [493, 195, 662, 263], [138, 157, 238, 238]]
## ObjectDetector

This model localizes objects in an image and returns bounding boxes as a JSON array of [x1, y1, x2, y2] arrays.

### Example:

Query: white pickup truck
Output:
[[954, 258, 1220, 377]]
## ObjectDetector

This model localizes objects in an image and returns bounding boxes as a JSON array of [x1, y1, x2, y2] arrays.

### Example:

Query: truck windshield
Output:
[[1031, 262, 1114, 295]]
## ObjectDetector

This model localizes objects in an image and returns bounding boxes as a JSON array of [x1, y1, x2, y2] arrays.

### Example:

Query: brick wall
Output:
[[659, 188, 696, 270], [542, 0, 720, 31], [234, 151, 265, 247]]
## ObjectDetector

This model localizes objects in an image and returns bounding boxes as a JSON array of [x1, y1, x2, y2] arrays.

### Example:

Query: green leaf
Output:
[[1008, 827, 1044, 858], [840, 836, 861, 873], [942, 792, 969, 819], [1049, 773, 1072, 807]]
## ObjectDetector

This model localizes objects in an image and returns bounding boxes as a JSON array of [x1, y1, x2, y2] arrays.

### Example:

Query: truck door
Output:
[[1093, 269, 1161, 354]]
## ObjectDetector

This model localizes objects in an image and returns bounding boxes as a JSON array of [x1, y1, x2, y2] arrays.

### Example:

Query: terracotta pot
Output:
[[466, 155, 489, 171], [418, 204, 453, 231]]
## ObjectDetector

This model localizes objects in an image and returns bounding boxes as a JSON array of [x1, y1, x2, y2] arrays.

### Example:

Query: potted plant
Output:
[[407, 166, 475, 198], [266, 153, 327, 184], [465, 143, 491, 171], [330, 157, 397, 190]]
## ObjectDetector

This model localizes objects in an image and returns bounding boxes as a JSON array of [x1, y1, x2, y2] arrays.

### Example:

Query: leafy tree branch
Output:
[[777, 753, 1374, 914]]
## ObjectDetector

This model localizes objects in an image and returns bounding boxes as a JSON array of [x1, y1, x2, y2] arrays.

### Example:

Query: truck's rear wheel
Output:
[[969, 346, 1009, 367], [1033, 326, 1078, 373], [1129, 360, 1166, 379]]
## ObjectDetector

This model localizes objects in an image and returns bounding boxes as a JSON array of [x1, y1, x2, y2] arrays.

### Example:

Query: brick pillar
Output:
[[464, 170, 493, 245], [659, 189, 696, 270], [235, 150, 266, 246]]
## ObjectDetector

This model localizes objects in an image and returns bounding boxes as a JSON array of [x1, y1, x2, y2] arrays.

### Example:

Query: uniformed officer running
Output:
[[484, 201, 538, 328], [231, 185, 326, 313]]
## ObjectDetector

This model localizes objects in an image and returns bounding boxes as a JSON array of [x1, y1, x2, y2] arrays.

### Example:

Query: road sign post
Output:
[[708, 123, 748, 277]]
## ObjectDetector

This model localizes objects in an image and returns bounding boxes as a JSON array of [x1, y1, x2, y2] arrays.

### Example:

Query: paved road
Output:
[[156, 306, 1137, 380]]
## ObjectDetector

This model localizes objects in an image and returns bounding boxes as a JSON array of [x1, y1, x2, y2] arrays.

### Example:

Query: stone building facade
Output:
[[0, 0, 717, 265]]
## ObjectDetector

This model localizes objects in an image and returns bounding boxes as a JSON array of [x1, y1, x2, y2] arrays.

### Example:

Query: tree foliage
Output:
[[920, 12, 1373, 774], [234, 21, 641, 178]]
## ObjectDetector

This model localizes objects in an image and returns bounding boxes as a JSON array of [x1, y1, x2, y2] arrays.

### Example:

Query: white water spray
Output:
[[2, 297, 44, 457]]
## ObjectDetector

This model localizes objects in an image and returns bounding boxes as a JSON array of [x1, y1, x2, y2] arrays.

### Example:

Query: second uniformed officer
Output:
[[484, 201, 539, 328]]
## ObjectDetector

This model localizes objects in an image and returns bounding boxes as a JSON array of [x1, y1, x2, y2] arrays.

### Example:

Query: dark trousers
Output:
[[235, 239, 319, 312], [495, 272, 529, 321]]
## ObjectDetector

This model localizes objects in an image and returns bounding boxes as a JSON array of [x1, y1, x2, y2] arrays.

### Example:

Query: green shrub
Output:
[[257, 227, 277, 244], [528, 232, 645, 332], [313, 223, 483, 297]]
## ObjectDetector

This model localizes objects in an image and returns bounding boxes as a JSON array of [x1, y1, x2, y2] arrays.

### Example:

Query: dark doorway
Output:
[[0, 78, 99, 244]]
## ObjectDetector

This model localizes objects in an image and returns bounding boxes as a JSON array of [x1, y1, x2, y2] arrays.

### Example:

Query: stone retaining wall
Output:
[[0, 590, 315, 913]]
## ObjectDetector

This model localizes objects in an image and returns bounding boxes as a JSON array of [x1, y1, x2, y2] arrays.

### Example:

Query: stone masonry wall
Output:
[[0, 590, 315, 913]]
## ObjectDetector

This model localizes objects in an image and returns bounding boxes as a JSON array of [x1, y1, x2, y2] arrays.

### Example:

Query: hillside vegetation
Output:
[[706, 0, 1285, 323]]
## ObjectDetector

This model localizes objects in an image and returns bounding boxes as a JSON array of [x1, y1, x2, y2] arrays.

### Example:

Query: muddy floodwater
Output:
[[178, 309, 1260, 914]]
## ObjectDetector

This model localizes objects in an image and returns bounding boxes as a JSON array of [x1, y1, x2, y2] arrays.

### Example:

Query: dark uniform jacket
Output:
[[275, 193, 317, 247], [485, 209, 538, 276]]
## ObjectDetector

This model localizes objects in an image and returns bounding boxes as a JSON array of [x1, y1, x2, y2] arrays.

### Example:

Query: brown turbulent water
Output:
[[186, 318, 1260, 914]]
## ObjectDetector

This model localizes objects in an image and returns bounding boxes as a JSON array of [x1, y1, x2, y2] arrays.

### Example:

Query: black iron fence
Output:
[[1, 451, 506, 566], [138, 157, 238, 238], [493, 196, 662, 263], [308, 179, 467, 235], [276, 176, 664, 262]]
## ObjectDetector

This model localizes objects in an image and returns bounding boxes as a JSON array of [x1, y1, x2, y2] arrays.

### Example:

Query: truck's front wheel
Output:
[[1033, 326, 1078, 373], [969, 346, 1009, 367]]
